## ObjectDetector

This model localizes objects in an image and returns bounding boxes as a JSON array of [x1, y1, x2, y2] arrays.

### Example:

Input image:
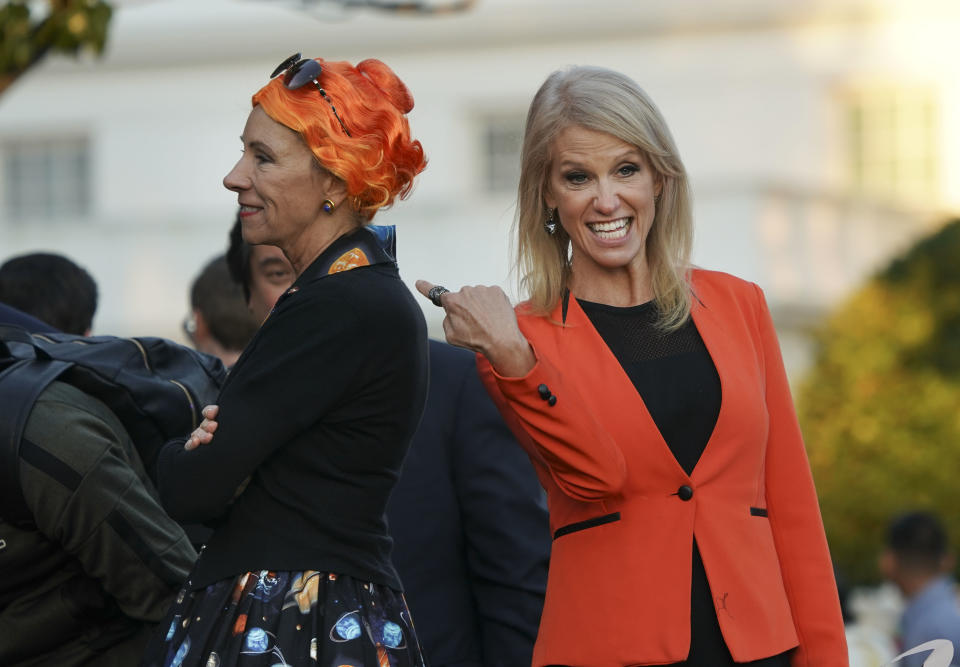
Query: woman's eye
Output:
[[618, 164, 639, 176], [254, 153, 270, 164], [564, 172, 588, 185]]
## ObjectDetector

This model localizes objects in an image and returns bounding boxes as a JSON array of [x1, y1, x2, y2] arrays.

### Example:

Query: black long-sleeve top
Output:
[[154, 228, 429, 590]]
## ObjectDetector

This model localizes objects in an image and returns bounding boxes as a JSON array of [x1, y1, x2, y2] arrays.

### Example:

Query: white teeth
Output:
[[588, 218, 630, 239]]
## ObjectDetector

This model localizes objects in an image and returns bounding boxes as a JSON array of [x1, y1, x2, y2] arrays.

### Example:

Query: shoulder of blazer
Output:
[[511, 301, 556, 336], [512, 269, 763, 326], [689, 267, 758, 301], [689, 268, 768, 321]]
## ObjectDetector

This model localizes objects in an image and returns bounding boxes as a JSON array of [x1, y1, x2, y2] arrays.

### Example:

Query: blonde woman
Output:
[[418, 66, 847, 667]]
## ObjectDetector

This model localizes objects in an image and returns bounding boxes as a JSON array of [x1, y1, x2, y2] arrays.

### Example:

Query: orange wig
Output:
[[252, 58, 427, 220]]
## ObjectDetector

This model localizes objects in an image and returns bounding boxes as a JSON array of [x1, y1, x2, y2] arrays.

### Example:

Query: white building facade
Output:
[[1, 0, 958, 378]]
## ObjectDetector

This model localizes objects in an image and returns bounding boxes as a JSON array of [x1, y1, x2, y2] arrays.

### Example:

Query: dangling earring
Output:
[[322, 199, 335, 214], [543, 208, 557, 236]]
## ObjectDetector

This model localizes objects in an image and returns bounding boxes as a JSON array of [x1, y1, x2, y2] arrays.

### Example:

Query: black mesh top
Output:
[[577, 298, 720, 475]]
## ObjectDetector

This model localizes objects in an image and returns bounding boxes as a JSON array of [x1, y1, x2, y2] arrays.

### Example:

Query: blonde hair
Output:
[[516, 65, 693, 329]]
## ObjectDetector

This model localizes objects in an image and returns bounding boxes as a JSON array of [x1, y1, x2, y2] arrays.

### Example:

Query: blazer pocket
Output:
[[553, 511, 621, 539], [750, 506, 768, 517]]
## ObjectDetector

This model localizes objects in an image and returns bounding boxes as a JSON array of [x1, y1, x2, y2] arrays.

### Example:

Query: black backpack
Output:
[[0, 324, 227, 528]]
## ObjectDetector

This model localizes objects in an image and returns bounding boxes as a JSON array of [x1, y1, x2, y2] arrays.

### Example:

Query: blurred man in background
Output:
[[184, 253, 259, 367], [0, 252, 97, 335], [881, 510, 960, 666], [225, 215, 294, 325]]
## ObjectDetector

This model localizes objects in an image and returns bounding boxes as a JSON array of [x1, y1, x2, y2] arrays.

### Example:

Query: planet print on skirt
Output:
[[141, 569, 425, 667]]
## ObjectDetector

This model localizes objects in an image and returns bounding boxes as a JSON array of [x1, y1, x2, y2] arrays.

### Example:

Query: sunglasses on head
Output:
[[270, 53, 351, 137]]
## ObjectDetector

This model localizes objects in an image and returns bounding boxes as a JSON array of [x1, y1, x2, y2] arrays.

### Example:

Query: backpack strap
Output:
[[0, 358, 72, 527], [0, 324, 52, 361]]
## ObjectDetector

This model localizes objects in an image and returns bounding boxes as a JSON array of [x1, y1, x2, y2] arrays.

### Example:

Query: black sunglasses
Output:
[[270, 53, 351, 137]]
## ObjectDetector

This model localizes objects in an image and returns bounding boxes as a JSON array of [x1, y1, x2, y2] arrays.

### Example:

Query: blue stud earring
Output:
[[322, 199, 335, 214]]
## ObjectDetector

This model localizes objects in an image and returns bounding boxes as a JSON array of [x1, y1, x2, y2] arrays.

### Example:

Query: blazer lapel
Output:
[[687, 285, 732, 483], [552, 296, 690, 483], [687, 274, 766, 485]]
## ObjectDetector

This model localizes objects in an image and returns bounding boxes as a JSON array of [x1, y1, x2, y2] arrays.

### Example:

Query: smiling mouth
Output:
[[587, 217, 631, 240]]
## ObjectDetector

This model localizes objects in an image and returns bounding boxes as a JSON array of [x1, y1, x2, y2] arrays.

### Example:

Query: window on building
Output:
[[482, 114, 524, 194], [2, 137, 91, 221], [846, 87, 939, 204]]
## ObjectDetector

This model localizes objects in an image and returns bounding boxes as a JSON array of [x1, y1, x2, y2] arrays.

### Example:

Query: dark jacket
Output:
[[0, 301, 58, 333], [0, 382, 196, 666], [388, 340, 550, 667], [154, 227, 429, 590]]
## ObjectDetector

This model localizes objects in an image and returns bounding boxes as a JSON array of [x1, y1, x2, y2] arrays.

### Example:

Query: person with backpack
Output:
[[0, 283, 226, 664], [141, 54, 429, 667], [0, 378, 198, 666]]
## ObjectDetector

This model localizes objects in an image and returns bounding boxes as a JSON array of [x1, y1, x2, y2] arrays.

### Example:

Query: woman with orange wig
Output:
[[141, 54, 429, 667]]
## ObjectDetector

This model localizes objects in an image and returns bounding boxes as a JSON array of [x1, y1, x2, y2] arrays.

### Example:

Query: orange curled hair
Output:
[[252, 58, 427, 220]]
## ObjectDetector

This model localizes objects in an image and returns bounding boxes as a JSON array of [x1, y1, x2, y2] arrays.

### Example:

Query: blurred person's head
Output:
[[515, 66, 693, 329], [186, 254, 259, 367], [880, 510, 954, 597], [223, 54, 426, 275], [226, 214, 295, 324], [0, 252, 98, 335]]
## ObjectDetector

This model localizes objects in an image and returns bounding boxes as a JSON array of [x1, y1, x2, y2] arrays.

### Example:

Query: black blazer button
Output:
[[677, 485, 694, 501], [547, 395, 557, 407], [537, 384, 551, 399]]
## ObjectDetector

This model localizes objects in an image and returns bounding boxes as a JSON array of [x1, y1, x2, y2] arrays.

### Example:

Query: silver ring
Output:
[[428, 285, 450, 307]]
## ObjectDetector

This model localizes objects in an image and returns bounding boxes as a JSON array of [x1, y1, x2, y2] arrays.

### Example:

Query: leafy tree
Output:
[[798, 219, 960, 584], [0, 0, 112, 96]]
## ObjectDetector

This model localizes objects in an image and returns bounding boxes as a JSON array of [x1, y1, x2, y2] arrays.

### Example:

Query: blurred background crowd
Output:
[[2, 0, 960, 664]]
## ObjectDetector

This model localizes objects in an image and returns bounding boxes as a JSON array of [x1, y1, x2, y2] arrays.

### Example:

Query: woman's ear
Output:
[[543, 186, 556, 210], [313, 163, 349, 204]]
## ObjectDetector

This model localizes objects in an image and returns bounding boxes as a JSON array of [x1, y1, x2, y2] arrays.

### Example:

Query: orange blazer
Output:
[[477, 269, 847, 667]]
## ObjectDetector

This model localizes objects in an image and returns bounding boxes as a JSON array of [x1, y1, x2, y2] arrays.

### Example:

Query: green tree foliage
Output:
[[798, 219, 960, 584], [1, 0, 112, 95]]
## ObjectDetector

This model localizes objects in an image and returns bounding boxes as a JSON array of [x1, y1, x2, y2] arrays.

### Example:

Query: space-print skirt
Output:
[[140, 569, 426, 667]]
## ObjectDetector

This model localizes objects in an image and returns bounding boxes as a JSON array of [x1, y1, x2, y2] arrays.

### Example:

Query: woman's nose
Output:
[[223, 158, 248, 192], [593, 181, 620, 214]]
